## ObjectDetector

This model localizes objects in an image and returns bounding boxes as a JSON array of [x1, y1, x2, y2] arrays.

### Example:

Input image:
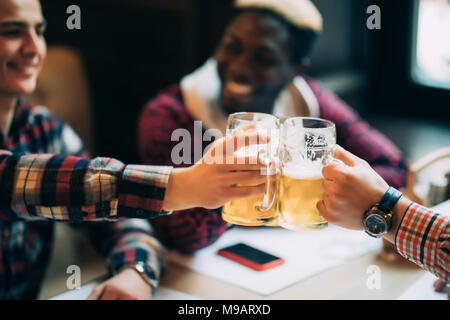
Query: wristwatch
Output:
[[119, 261, 158, 291], [362, 187, 402, 238]]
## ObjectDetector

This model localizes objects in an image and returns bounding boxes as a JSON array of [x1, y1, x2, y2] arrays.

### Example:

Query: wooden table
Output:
[[40, 201, 450, 300], [159, 251, 424, 300]]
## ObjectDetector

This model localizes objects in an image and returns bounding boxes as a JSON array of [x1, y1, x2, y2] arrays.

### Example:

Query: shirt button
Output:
[[136, 209, 144, 216]]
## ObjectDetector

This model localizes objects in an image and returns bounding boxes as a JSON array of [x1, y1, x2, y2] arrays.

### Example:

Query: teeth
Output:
[[226, 82, 252, 95]]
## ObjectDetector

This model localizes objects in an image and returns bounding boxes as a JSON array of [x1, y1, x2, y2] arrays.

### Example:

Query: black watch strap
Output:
[[378, 187, 402, 213]]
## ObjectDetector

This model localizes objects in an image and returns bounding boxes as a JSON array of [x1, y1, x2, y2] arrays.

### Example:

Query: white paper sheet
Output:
[[397, 272, 448, 300], [50, 280, 200, 300], [167, 224, 382, 296]]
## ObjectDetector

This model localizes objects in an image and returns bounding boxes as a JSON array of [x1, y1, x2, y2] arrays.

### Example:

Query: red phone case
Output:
[[217, 248, 285, 271]]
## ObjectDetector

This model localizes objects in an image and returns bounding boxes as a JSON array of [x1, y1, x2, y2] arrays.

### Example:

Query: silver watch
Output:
[[119, 261, 158, 290]]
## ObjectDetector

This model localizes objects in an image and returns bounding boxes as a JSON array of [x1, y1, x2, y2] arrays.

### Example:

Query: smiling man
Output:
[[0, 0, 46, 136], [138, 0, 409, 253], [0, 0, 166, 300], [0, 0, 271, 300], [0, 16, 46, 90]]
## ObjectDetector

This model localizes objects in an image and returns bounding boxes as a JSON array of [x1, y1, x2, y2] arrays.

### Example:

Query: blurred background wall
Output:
[[39, 0, 450, 163]]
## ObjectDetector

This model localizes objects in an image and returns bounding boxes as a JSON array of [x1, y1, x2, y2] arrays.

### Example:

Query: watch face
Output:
[[364, 213, 388, 237]]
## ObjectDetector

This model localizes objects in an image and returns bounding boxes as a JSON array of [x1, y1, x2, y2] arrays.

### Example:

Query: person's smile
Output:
[[7, 60, 40, 77]]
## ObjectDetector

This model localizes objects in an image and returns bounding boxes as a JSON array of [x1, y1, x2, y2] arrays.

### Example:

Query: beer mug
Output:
[[222, 112, 280, 226], [278, 117, 336, 231]]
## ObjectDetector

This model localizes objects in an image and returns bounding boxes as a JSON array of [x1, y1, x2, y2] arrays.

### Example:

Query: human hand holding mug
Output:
[[163, 131, 270, 211], [317, 145, 390, 230]]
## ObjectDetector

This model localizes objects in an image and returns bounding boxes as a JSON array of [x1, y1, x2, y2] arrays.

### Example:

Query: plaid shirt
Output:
[[396, 203, 449, 282], [138, 77, 409, 253], [0, 102, 168, 299]]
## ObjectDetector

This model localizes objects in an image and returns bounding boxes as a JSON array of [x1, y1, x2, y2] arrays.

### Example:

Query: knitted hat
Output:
[[234, 0, 323, 31]]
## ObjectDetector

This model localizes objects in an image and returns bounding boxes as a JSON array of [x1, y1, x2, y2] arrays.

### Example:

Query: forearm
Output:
[[384, 196, 413, 244], [319, 142, 448, 281], [389, 201, 450, 282], [0, 153, 173, 221], [140, 138, 229, 253], [72, 219, 165, 291], [105, 219, 166, 289], [162, 167, 195, 211]]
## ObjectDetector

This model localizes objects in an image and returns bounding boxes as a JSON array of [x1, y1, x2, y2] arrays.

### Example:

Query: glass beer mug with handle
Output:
[[278, 117, 336, 231], [221, 112, 280, 226]]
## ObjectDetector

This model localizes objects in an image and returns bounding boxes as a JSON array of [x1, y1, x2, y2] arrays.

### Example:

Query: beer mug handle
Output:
[[255, 151, 278, 212]]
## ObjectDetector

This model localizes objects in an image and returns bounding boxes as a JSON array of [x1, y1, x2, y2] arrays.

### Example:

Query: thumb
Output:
[[334, 145, 359, 167]]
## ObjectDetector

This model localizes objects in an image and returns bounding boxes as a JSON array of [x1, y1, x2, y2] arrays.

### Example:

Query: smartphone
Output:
[[217, 243, 285, 271]]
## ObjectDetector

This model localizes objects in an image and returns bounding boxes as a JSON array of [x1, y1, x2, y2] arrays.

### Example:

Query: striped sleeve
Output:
[[395, 203, 450, 282], [0, 152, 172, 222], [106, 219, 166, 291], [73, 218, 166, 291]]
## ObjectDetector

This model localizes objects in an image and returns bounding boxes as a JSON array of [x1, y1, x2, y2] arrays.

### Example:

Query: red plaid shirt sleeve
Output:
[[138, 86, 227, 254], [395, 203, 449, 282], [0, 103, 167, 298], [52, 119, 167, 291], [306, 78, 409, 189], [0, 153, 172, 221], [73, 218, 166, 290]]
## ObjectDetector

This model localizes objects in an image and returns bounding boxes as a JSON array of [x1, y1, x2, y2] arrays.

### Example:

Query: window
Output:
[[411, 0, 450, 90]]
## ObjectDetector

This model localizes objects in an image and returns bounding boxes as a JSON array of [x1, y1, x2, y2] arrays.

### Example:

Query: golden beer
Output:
[[222, 183, 278, 226], [278, 170, 327, 231], [221, 112, 280, 226], [221, 146, 279, 226]]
